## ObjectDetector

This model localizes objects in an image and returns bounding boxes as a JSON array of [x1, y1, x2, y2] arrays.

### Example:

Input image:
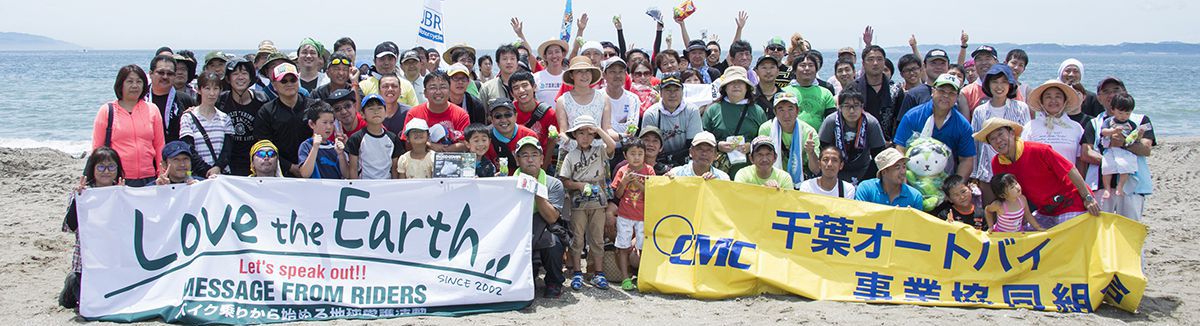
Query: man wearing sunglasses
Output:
[[147, 54, 197, 143], [249, 140, 283, 177], [311, 52, 357, 102], [253, 62, 312, 177], [485, 99, 539, 175]]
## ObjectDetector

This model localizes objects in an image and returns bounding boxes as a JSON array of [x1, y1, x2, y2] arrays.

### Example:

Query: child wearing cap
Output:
[[298, 102, 350, 179], [557, 115, 616, 290], [609, 138, 655, 291], [346, 95, 403, 179], [397, 118, 435, 179], [734, 136, 795, 189]]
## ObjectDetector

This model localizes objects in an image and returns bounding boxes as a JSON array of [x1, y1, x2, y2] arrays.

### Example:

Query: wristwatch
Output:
[[1084, 194, 1096, 203]]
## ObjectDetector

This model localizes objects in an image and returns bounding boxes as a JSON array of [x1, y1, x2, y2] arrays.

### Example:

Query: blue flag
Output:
[[559, 0, 573, 42]]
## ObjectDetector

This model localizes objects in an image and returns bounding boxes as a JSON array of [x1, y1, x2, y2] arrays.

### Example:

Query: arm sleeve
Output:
[[216, 133, 232, 168], [344, 131, 363, 156], [892, 114, 915, 147], [91, 104, 108, 150], [651, 30, 663, 73], [391, 133, 405, 158], [548, 179, 565, 212], [616, 29, 627, 60]]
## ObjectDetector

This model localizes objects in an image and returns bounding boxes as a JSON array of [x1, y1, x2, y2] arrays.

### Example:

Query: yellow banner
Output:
[[640, 177, 1146, 313]]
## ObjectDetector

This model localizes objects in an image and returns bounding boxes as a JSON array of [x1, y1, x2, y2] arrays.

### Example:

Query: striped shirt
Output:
[[179, 109, 232, 166]]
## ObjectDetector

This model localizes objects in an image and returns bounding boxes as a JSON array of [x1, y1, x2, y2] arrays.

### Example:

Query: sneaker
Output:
[[620, 278, 636, 291], [570, 273, 584, 290], [544, 285, 563, 298], [591, 273, 610, 290]]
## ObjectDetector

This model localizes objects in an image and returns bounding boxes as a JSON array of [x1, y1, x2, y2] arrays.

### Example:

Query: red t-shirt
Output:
[[991, 141, 1088, 216], [514, 101, 558, 145], [484, 125, 540, 175], [610, 163, 656, 221], [341, 113, 368, 138], [402, 103, 471, 143]]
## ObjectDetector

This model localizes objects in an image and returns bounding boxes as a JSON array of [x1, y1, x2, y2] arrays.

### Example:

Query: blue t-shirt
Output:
[[853, 178, 924, 210], [297, 138, 343, 179], [892, 101, 977, 158]]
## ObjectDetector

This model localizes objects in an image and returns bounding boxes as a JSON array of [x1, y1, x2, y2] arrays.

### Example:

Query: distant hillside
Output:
[[0, 32, 84, 51], [880, 41, 1200, 55]]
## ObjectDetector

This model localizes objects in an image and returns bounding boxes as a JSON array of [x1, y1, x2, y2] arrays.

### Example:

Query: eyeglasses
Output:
[[254, 149, 277, 159], [95, 164, 119, 172], [902, 66, 922, 74], [492, 112, 514, 120], [839, 104, 863, 110], [278, 76, 298, 84], [154, 70, 176, 77], [333, 103, 353, 112], [450, 76, 471, 82], [330, 58, 352, 66]]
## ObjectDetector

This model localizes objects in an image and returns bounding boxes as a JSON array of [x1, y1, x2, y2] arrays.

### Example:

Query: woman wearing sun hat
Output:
[[703, 66, 768, 174], [1021, 79, 1085, 172], [556, 56, 615, 142]]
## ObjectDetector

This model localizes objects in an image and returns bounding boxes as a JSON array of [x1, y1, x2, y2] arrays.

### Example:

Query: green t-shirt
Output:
[[703, 100, 768, 141], [783, 84, 837, 131], [734, 165, 795, 189], [757, 120, 819, 169]]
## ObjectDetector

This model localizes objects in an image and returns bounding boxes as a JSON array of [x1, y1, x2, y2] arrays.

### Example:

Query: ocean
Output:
[[1, 50, 1196, 154]]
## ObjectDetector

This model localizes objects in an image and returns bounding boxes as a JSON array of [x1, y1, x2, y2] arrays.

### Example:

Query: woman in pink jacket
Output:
[[91, 64, 165, 187]]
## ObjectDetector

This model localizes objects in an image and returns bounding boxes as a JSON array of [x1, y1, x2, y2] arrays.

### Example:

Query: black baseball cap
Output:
[[971, 45, 998, 59], [374, 42, 399, 58], [488, 99, 516, 113], [325, 89, 356, 104], [686, 40, 709, 54], [924, 49, 950, 63], [659, 73, 683, 88], [161, 140, 194, 161]]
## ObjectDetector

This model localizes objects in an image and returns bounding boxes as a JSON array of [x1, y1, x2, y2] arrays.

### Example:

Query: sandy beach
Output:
[[2, 138, 1197, 325]]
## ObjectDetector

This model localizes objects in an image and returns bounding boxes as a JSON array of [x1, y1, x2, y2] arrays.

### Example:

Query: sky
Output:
[[1, 0, 1195, 51]]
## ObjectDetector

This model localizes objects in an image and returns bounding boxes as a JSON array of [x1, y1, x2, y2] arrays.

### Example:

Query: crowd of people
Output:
[[62, 11, 1155, 305]]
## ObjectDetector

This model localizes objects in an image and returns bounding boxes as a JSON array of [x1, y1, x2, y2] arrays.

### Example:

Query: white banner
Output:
[[77, 177, 533, 324], [417, 0, 445, 51]]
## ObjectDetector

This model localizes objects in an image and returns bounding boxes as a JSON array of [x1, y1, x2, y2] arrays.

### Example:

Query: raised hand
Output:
[[863, 26, 874, 46], [613, 15, 622, 30], [909, 34, 917, 47], [510, 17, 525, 39], [577, 13, 589, 34], [961, 30, 969, 47], [735, 11, 748, 29]]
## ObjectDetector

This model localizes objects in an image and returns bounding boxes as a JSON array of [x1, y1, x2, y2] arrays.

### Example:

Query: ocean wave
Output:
[[0, 138, 91, 155]]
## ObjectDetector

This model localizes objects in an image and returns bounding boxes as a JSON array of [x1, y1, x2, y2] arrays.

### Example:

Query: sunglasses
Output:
[[492, 112, 514, 120], [330, 58, 352, 66], [95, 164, 119, 172], [254, 149, 277, 159], [154, 70, 176, 77], [767, 46, 785, 51], [278, 76, 298, 84]]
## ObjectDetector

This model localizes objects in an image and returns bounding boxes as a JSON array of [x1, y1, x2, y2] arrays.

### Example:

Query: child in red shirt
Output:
[[609, 139, 655, 291]]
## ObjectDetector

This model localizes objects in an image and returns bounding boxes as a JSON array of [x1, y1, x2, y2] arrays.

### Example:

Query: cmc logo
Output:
[[652, 215, 756, 270]]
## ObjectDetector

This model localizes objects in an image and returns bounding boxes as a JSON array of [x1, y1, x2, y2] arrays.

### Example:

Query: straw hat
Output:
[[717, 66, 752, 91], [562, 56, 601, 85], [972, 117, 1024, 142], [538, 39, 569, 58], [443, 43, 476, 64], [1027, 79, 1080, 111]]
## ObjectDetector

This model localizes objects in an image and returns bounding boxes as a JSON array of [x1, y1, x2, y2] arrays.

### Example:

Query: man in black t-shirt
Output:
[[148, 54, 197, 143], [217, 58, 267, 176]]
